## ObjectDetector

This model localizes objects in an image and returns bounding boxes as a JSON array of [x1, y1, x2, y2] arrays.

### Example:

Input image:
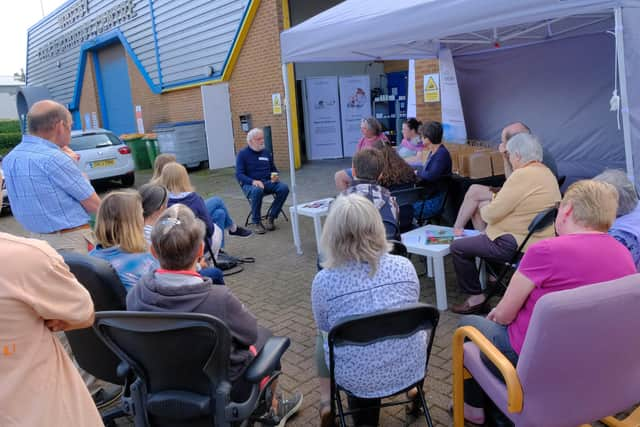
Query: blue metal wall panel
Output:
[[96, 44, 136, 135], [26, 0, 251, 104]]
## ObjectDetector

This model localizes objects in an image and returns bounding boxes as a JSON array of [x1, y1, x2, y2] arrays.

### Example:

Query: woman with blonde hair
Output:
[[311, 193, 424, 426], [150, 153, 177, 182], [158, 162, 223, 260], [89, 190, 158, 291], [457, 180, 636, 425]]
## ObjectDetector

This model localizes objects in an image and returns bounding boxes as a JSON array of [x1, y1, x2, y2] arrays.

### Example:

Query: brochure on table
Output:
[[305, 76, 343, 160], [339, 75, 372, 157]]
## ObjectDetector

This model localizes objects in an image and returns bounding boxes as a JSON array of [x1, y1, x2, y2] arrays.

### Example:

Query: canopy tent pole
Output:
[[615, 7, 635, 184], [282, 63, 302, 255]]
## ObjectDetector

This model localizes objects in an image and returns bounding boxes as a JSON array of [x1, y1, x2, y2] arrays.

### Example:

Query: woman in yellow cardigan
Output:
[[450, 133, 561, 314]]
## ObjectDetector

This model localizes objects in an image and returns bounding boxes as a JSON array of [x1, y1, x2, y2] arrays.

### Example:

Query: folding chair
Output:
[[328, 303, 440, 427], [94, 311, 290, 427], [243, 192, 289, 226], [483, 206, 558, 297], [388, 239, 409, 258], [391, 186, 425, 232]]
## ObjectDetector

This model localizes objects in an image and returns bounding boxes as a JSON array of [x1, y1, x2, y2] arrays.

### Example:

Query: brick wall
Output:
[[78, 54, 101, 129], [228, 0, 290, 169], [414, 59, 442, 123], [126, 54, 204, 133]]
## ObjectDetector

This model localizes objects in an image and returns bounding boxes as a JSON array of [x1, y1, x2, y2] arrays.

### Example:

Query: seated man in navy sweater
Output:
[[236, 128, 289, 234]]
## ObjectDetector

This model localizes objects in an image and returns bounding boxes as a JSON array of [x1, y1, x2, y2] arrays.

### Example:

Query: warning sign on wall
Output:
[[423, 73, 440, 103]]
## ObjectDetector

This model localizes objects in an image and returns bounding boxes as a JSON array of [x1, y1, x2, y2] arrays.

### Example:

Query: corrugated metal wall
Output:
[[154, 0, 249, 85], [26, 0, 250, 105]]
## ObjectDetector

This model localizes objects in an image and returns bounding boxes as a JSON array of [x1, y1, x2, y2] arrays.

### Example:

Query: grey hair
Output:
[[593, 169, 638, 217], [320, 193, 391, 275], [246, 128, 263, 143], [506, 133, 543, 163], [28, 101, 69, 134]]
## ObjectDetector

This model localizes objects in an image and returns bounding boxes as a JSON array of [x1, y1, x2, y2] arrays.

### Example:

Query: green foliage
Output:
[[0, 132, 22, 155], [0, 120, 21, 134]]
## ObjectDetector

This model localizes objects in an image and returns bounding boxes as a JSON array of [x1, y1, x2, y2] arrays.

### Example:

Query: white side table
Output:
[[402, 225, 480, 311], [289, 198, 334, 254]]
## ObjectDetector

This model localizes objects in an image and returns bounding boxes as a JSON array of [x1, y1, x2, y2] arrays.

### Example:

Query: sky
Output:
[[0, 0, 65, 76]]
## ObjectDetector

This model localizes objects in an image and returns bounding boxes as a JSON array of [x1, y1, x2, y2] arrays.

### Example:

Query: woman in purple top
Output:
[[457, 180, 636, 425]]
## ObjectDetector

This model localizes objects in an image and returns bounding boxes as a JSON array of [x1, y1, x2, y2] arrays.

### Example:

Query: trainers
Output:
[[229, 225, 252, 237], [266, 392, 303, 426], [264, 217, 276, 231], [247, 222, 266, 235], [92, 385, 123, 410]]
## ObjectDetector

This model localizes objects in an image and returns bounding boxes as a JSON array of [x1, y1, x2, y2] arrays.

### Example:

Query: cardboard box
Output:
[[468, 152, 493, 179], [490, 152, 506, 176]]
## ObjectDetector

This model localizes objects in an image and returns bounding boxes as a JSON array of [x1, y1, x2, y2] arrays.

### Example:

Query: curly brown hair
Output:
[[372, 140, 417, 188]]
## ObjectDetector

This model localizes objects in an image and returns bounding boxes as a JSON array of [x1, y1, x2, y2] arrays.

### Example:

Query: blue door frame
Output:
[[92, 43, 136, 135]]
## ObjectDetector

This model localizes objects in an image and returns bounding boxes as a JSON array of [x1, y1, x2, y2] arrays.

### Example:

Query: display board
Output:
[[305, 76, 343, 160], [339, 75, 372, 157], [439, 48, 467, 143]]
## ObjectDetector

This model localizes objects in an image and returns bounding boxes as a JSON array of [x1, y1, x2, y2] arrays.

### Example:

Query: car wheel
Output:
[[121, 173, 135, 187]]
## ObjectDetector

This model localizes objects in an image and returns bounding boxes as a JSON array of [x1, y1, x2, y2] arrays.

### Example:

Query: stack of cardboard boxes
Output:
[[443, 142, 505, 178]]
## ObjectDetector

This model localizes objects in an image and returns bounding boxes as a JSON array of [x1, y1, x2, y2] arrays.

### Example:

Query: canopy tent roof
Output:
[[280, 0, 639, 62]]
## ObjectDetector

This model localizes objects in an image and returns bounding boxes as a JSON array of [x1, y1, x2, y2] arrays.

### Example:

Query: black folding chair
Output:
[[243, 192, 289, 226], [94, 311, 290, 427], [388, 239, 409, 258], [484, 206, 558, 296], [61, 252, 134, 427], [391, 186, 425, 232], [328, 303, 440, 427]]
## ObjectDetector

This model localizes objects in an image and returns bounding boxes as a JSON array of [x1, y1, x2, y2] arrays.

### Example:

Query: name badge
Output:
[[258, 157, 269, 161]]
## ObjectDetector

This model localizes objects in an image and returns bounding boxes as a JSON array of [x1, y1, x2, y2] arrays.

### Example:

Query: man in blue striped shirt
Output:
[[3, 100, 101, 254]]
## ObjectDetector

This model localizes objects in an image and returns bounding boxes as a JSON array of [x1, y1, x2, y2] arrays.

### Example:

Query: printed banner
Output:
[[305, 76, 343, 160], [339, 75, 372, 157], [439, 48, 467, 143]]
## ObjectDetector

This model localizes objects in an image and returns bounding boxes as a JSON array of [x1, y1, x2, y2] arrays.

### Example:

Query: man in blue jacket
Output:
[[236, 128, 289, 234]]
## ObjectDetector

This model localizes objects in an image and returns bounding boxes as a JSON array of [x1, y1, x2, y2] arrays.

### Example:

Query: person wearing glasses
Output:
[[3, 100, 101, 254]]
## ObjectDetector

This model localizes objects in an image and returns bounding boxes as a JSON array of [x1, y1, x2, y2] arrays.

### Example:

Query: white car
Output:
[[70, 129, 135, 186]]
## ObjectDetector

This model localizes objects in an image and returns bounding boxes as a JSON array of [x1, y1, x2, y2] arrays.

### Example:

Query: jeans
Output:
[[242, 181, 289, 224], [205, 196, 234, 248], [413, 191, 445, 222], [200, 267, 225, 285], [458, 315, 519, 409]]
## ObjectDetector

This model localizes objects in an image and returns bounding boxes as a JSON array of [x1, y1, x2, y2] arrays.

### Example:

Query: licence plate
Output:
[[90, 159, 116, 168]]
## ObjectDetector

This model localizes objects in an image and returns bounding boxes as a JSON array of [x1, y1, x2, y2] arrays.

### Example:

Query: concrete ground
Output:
[[3, 159, 595, 426]]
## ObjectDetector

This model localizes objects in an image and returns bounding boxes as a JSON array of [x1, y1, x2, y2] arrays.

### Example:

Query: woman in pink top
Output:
[[335, 117, 387, 190], [457, 180, 636, 425]]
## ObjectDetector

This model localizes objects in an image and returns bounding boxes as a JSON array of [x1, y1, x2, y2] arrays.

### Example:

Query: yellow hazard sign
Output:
[[423, 73, 440, 103]]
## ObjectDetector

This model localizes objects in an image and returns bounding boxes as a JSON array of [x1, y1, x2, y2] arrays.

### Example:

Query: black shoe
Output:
[[92, 385, 123, 410], [229, 225, 252, 237]]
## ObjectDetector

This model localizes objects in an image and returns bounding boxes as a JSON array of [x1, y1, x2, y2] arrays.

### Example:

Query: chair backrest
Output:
[[516, 274, 640, 426], [388, 240, 408, 258], [62, 252, 127, 384], [329, 303, 440, 366], [95, 311, 231, 396], [391, 186, 424, 207], [516, 206, 558, 253]]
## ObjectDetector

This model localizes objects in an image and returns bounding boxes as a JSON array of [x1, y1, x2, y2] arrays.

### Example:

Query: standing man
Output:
[[3, 100, 101, 253], [236, 128, 289, 234]]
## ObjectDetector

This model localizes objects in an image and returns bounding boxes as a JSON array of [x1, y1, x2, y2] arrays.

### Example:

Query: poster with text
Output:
[[305, 76, 343, 160], [439, 48, 467, 143], [339, 75, 372, 157]]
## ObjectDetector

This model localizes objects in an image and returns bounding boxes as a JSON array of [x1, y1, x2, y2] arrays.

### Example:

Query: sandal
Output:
[[405, 389, 422, 417]]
